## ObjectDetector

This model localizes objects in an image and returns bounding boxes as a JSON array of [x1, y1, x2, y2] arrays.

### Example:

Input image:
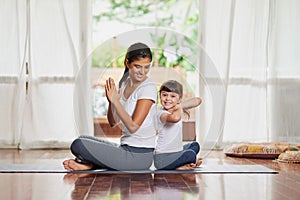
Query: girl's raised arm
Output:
[[160, 104, 182, 124], [181, 97, 202, 110]]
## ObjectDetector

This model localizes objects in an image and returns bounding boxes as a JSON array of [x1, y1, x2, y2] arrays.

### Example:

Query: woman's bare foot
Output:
[[176, 163, 196, 170], [63, 159, 93, 171]]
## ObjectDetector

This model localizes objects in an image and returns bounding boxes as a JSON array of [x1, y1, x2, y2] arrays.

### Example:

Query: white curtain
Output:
[[0, 0, 93, 149], [199, 0, 300, 146], [0, 0, 26, 148]]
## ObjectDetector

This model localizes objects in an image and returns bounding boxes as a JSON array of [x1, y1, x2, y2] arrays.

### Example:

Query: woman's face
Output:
[[127, 57, 152, 83], [160, 91, 181, 110]]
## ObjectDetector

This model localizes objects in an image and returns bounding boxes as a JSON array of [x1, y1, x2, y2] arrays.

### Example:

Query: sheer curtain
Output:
[[0, 0, 26, 148], [199, 0, 300, 146], [0, 0, 93, 149]]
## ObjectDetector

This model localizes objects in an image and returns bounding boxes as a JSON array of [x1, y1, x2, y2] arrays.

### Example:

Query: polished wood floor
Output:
[[0, 149, 299, 200]]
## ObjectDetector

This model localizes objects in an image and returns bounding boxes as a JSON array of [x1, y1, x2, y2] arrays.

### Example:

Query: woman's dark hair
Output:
[[118, 42, 152, 88], [159, 80, 190, 119]]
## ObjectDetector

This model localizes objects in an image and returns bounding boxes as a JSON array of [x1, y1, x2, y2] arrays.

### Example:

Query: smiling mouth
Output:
[[163, 102, 172, 106]]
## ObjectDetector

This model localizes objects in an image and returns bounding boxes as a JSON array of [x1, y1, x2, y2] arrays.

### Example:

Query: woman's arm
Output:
[[114, 99, 153, 133], [105, 77, 154, 133], [181, 97, 202, 110], [107, 103, 120, 127], [105, 80, 120, 127]]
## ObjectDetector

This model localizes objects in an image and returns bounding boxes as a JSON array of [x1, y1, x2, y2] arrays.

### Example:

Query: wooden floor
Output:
[[0, 149, 299, 200]]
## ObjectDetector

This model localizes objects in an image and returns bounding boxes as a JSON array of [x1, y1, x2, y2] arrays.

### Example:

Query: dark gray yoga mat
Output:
[[0, 163, 278, 174]]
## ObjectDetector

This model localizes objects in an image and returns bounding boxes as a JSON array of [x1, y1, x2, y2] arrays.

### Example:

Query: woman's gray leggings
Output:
[[70, 136, 154, 170]]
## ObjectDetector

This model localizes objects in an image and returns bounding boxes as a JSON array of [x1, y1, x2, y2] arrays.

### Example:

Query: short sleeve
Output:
[[135, 80, 157, 103]]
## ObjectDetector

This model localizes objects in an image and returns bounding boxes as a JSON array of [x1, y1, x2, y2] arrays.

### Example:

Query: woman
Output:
[[63, 42, 157, 171]]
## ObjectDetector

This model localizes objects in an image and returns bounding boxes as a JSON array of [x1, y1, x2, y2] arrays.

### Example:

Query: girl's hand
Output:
[[105, 78, 121, 104], [162, 103, 182, 123], [168, 103, 182, 113]]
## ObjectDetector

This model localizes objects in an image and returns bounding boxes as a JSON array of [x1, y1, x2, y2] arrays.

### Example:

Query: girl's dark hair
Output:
[[159, 80, 190, 119], [118, 42, 152, 88], [159, 80, 183, 99]]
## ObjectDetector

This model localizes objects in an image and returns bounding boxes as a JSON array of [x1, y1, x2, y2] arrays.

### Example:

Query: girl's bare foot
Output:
[[63, 159, 93, 171], [175, 157, 203, 170], [176, 163, 196, 170], [196, 157, 203, 167]]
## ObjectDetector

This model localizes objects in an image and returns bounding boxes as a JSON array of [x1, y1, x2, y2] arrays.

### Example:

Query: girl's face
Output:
[[126, 57, 152, 83], [160, 91, 181, 110]]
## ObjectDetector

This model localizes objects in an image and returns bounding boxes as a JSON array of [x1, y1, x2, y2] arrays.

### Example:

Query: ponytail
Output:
[[119, 67, 129, 88], [183, 109, 190, 120]]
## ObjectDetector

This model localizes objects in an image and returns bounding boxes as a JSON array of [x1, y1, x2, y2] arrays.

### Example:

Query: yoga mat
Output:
[[0, 163, 277, 174]]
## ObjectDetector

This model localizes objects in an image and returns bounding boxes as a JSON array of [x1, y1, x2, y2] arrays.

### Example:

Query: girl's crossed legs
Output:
[[154, 141, 202, 170]]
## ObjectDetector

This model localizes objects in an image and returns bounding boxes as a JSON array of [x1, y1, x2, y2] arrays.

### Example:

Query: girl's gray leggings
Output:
[[70, 136, 154, 170], [154, 142, 200, 170]]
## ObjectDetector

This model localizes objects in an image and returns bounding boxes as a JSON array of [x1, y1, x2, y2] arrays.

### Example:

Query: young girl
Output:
[[154, 80, 202, 170], [63, 42, 158, 171]]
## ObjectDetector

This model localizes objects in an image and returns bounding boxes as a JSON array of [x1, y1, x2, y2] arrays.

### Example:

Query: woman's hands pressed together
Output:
[[105, 77, 121, 104]]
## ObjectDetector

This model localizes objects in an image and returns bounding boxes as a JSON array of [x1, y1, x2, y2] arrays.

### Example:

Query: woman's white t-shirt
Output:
[[120, 77, 157, 148], [155, 108, 183, 153]]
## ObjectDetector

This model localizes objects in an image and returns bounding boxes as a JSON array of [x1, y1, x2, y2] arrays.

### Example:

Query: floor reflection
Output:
[[63, 173, 201, 199]]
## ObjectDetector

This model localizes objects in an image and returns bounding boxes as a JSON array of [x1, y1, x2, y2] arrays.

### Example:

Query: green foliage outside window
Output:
[[92, 0, 199, 72]]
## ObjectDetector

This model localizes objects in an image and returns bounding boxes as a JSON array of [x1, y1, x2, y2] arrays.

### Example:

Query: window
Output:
[[92, 0, 200, 119]]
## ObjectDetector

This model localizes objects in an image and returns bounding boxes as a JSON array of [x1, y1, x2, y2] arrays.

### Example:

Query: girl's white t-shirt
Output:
[[120, 77, 157, 148], [155, 108, 183, 153]]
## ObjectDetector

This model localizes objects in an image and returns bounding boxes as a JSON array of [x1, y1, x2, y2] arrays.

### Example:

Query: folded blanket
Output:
[[277, 151, 300, 163], [224, 142, 300, 159]]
